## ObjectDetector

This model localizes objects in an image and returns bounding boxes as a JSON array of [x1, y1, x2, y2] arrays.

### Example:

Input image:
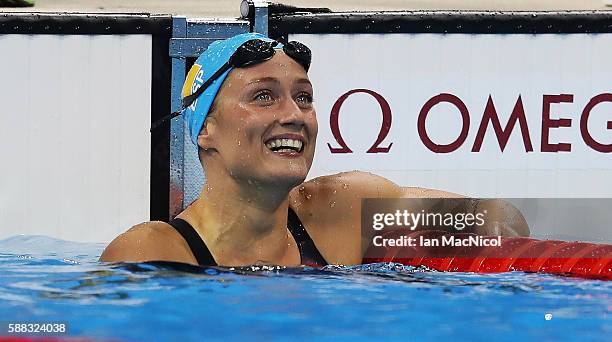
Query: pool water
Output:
[[0, 235, 610, 341]]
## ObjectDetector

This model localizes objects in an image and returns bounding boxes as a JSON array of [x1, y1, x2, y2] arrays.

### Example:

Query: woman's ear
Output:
[[197, 118, 216, 151]]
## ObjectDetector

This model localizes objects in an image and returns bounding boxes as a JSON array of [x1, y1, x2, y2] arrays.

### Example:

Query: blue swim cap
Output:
[[181, 32, 280, 145]]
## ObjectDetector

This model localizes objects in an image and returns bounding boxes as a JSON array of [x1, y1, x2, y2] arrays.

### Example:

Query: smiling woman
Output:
[[99, 33, 529, 268]]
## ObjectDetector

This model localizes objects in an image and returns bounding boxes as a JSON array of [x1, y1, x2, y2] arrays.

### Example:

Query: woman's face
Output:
[[199, 50, 318, 188]]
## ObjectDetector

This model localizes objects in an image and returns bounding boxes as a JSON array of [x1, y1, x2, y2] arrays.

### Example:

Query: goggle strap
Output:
[[149, 62, 232, 131], [150, 110, 181, 132], [182, 62, 232, 109]]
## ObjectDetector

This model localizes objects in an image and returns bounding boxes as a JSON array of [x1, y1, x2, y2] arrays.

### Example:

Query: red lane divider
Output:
[[363, 230, 612, 280]]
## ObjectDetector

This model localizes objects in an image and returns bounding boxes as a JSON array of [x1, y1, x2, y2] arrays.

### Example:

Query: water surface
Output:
[[0, 235, 610, 341]]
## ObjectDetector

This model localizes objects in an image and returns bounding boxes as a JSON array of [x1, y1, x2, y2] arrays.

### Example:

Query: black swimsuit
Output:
[[168, 207, 328, 267]]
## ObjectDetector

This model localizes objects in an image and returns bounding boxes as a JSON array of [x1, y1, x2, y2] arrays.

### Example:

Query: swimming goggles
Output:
[[150, 38, 311, 132]]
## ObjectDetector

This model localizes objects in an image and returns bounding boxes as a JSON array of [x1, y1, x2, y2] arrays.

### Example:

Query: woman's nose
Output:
[[278, 97, 306, 126]]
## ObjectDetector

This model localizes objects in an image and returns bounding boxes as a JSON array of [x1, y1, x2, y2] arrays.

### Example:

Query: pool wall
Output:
[[1, 6, 610, 244], [0, 13, 172, 242]]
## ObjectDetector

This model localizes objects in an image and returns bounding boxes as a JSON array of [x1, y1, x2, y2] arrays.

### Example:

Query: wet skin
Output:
[[100, 52, 530, 267]]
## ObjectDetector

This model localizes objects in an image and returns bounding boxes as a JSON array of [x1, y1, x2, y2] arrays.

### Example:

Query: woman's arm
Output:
[[311, 171, 530, 247]]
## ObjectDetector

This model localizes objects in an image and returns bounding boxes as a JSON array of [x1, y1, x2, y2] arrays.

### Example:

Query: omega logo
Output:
[[327, 90, 612, 154], [327, 89, 393, 153]]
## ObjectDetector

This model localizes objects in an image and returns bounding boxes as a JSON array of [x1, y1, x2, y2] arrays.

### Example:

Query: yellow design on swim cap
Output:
[[182, 63, 204, 99]]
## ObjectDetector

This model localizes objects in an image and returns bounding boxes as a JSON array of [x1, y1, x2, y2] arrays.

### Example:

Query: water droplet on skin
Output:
[[298, 186, 305, 192], [333, 189, 337, 194], [342, 183, 349, 189], [329, 201, 336, 208], [237, 140, 241, 146], [306, 194, 312, 199]]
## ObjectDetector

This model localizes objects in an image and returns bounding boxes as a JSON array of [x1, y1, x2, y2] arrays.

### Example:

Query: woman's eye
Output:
[[296, 93, 313, 105], [253, 91, 273, 102]]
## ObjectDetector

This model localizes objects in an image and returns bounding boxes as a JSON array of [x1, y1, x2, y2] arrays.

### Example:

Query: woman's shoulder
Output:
[[99, 221, 198, 265], [288, 171, 400, 264], [295, 171, 404, 200]]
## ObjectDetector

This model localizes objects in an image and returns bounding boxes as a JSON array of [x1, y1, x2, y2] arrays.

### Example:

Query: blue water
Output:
[[0, 236, 610, 342]]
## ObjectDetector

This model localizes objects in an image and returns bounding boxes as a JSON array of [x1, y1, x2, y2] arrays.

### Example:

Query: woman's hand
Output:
[[472, 199, 530, 237]]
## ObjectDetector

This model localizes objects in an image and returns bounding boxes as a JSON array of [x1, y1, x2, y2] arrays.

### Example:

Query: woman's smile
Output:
[[264, 133, 306, 157]]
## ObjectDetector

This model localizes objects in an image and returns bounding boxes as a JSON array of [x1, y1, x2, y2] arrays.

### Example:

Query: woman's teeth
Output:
[[265, 138, 303, 152]]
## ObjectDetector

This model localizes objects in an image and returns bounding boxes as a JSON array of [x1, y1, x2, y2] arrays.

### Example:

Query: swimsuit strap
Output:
[[168, 218, 217, 266], [168, 208, 328, 267], [287, 207, 329, 267]]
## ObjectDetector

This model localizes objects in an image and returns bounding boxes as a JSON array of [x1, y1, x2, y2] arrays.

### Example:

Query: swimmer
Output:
[[100, 33, 529, 267]]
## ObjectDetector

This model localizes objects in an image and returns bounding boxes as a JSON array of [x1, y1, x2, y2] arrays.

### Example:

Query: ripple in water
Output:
[[0, 235, 609, 341]]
